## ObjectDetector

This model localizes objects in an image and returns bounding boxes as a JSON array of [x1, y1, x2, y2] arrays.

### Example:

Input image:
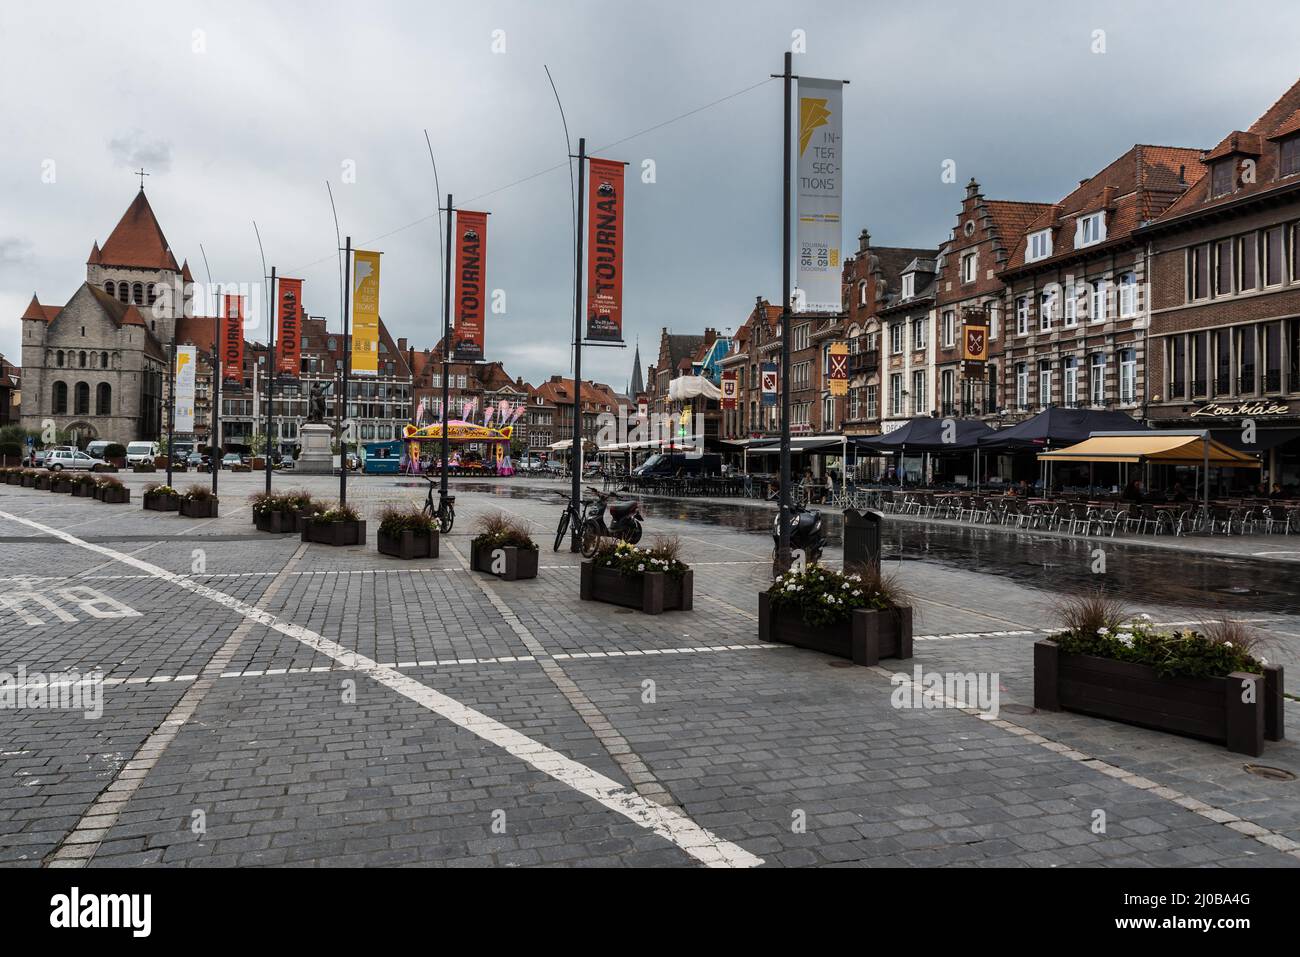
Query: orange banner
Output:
[[586, 158, 625, 342], [276, 278, 302, 378], [454, 210, 487, 361], [221, 294, 244, 387]]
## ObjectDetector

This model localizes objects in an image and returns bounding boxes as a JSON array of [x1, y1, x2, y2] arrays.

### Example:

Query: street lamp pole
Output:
[[570, 137, 587, 552], [441, 194, 453, 503], [265, 266, 277, 494], [775, 51, 794, 574]]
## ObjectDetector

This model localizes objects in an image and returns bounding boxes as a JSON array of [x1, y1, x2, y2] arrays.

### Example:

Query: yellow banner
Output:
[[351, 250, 381, 375]]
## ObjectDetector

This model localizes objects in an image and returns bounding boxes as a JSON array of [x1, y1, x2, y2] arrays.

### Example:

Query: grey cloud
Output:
[[108, 130, 173, 173]]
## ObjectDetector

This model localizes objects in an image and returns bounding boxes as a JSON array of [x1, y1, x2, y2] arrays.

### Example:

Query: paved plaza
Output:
[[0, 473, 1298, 868]]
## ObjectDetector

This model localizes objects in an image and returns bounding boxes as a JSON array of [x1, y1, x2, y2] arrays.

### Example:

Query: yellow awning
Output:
[[1038, 433, 1260, 466]]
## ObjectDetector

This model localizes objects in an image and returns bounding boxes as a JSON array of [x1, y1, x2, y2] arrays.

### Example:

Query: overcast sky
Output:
[[2, 0, 1299, 392]]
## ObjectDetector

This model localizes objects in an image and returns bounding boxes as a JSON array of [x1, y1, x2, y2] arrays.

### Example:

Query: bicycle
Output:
[[421, 475, 455, 533], [552, 490, 587, 552]]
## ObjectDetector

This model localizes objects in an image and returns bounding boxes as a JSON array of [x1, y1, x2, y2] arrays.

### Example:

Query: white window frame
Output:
[[1063, 356, 1078, 406], [912, 317, 927, 351], [988, 302, 999, 340], [1027, 229, 1053, 263], [1063, 283, 1077, 327], [1038, 360, 1053, 408], [1090, 353, 1106, 405], [942, 311, 955, 348], [1016, 296, 1029, 336], [961, 251, 977, 284], [900, 273, 914, 299], [890, 323, 903, 355], [1039, 289, 1054, 331], [889, 374, 903, 416], [1076, 212, 1106, 248], [1015, 363, 1028, 409], [1118, 272, 1138, 318], [1119, 348, 1137, 404], [1090, 281, 1108, 323], [912, 370, 927, 415]]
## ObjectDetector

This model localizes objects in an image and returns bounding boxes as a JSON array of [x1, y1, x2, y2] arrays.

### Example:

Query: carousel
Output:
[[399, 421, 515, 476]]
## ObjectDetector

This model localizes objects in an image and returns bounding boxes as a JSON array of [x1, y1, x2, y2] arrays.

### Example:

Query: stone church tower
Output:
[[20, 189, 194, 444]]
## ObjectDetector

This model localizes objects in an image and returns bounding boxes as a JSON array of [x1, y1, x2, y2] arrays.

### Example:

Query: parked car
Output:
[[46, 449, 107, 471], [185, 452, 206, 468], [221, 453, 242, 469], [33, 446, 73, 467], [125, 441, 160, 466]]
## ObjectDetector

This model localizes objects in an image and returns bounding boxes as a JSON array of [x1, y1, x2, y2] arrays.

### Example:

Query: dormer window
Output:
[[1281, 136, 1300, 178], [900, 273, 915, 299], [1076, 212, 1106, 248], [1027, 229, 1053, 263], [1211, 159, 1236, 197]]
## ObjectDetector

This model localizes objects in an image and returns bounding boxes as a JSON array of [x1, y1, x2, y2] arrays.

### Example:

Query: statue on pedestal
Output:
[[308, 383, 327, 424]]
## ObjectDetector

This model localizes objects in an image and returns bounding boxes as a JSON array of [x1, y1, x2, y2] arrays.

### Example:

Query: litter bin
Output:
[[843, 507, 882, 573]]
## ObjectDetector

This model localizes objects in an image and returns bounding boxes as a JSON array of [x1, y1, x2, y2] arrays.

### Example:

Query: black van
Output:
[[632, 452, 722, 477]]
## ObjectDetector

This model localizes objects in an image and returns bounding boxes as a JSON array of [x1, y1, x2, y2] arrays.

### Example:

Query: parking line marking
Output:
[[2, 507, 761, 870]]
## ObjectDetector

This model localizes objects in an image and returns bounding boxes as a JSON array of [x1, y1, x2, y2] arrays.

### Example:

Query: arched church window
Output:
[[79, 351, 87, 368], [96, 382, 112, 415], [101, 351, 109, 367], [132, 283, 144, 305], [147, 284, 157, 305], [74, 382, 90, 415], [53, 381, 68, 414], [56, 350, 65, 367], [105, 281, 116, 297], [117, 283, 129, 303]]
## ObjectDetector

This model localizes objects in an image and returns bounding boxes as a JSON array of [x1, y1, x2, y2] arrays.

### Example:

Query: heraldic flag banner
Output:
[[277, 278, 303, 378], [796, 77, 844, 314], [586, 157, 625, 343], [351, 250, 382, 376], [829, 341, 849, 396], [454, 210, 488, 361], [221, 294, 245, 386]]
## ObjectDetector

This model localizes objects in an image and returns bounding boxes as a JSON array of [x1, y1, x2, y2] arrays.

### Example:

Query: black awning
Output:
[[1209, 426, 1300, 453]]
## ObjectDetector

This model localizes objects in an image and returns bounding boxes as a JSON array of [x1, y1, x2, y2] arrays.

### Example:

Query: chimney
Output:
[[966, 178, 980, 200], [397, 337, 407, 353], [1178, 164, 1186, 184], [1100, 185, 1117, 208], [858, 228, 871, 253]]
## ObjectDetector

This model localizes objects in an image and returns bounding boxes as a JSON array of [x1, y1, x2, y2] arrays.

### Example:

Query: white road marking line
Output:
[[2, 507, 760, 870]]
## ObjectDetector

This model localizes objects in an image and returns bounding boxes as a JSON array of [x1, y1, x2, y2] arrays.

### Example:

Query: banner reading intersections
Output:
[[351, 250, 381, 376], [796, 77, 844, 314]]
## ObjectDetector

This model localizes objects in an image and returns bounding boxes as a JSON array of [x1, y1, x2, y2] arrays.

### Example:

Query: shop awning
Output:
[[746, 435, 847, 454], [1210, 426, 1300, 453], [667, 376, 722, 401], [1037, 431, 1262, 466]]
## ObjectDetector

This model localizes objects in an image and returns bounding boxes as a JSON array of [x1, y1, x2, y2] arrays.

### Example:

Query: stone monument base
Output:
[[296, 423, 334, 474]]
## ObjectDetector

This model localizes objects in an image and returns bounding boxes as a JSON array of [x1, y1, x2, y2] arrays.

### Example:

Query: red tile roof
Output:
[[20, 294, 61, 322], [98, 191, 181, 271], [1003, 145, 1203, 271], [1154, 77, 1300, 223]]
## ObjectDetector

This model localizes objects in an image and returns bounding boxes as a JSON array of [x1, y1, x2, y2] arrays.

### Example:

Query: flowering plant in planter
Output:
[[470, 512, 535, 579], [317, 501, 359, 524], [591, 538, 688, 579], [182, 484, 216, 502], [301, 499, 366, 547], [767, 564, 908, 628], [378, 504, 435, 537], [144, 483, 180, 499], [1048, 594, 1266, 680], [470, 512, 537, 553]]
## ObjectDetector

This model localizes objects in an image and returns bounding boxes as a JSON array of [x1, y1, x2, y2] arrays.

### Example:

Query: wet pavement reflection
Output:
[[407, 480, 1300, 616]]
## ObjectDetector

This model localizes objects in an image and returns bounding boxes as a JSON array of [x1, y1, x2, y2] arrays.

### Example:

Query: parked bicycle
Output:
[[421, 474, 455, 533], [552, 487, 644, 556]]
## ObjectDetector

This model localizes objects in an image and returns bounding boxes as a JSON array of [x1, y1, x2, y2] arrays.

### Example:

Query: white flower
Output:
[[1259, 657, 1268, 665], [637, 563, 645, 572], [1097, 627, 1109, 636], [1224, 641, 1233, 648], [1117, 634, 1134, 649]]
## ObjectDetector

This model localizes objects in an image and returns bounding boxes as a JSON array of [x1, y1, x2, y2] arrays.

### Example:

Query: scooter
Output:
[[579, 486, 644, 557], [771, 499, 826, 566]]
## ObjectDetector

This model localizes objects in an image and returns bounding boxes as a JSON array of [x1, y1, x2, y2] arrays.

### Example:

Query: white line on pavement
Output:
[[0, 506, 762, 870]]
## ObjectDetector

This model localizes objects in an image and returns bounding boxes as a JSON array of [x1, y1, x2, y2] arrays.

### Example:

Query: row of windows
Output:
[[103, 281, 158, 306], [1011, 350, 1138, 409], [1015, 275, 1138, 334], [1210, 140, 1300, 199], [1164, 319, 1300, 400], [54, 350, 111, 369], [1187, 224, 1300, 301], [51, 381, 111, 416]]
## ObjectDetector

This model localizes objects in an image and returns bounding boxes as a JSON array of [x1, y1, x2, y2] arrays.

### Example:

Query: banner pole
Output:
[[265, 266, 276, 494], [166, 322, 176, 489], [570, 138, 588, 551], [441, 195, 453, 502], [340, 237, 351, 505], [778, 51, 793, 574], [211, 291, 221, 497]]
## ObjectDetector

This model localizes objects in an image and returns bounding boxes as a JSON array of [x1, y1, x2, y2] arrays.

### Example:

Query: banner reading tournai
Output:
[[586, 157, 625, 342], [221, 294, 244, 387], [277, 278, 302, 378], [454, 210, 487, 361], [796, 77, 844, 313], [174, 345, 196, 433], [351, 250, 381, 375]]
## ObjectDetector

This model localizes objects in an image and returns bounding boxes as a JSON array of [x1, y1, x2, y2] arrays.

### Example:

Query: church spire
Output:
[[629, 339, 645, 396]]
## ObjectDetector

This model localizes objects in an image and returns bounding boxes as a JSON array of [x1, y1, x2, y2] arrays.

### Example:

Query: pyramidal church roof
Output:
[[91, 190, 181, 272]]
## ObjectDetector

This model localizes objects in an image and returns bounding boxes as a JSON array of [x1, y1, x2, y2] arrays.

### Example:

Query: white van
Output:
[[125, 441, 160, 466], [86, 440, 115, 459]]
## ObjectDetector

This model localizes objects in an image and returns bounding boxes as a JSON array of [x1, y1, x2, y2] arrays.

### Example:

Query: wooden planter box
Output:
[[143, 492, 179, 512], [132, 465, 157, 473], [1034, 640, 1285, 756], [51, 477, 75, 494], [758, 592, 913, 666], [98, 486, 131, 504], [22, 474, 37, 488], [580, 561, 693, 615], [254, 510, 303, 534], [179, 497, 219, 518], [471, 542, 537, 580], [72, 482, 97, 498], [301, 517, 366, 547], [5, 473, 22, 485], [378, 528, 439, 560]]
